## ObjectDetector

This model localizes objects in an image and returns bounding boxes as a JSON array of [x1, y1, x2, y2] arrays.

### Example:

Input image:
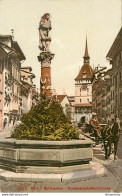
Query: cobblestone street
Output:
[[93, 132, 122, 192]]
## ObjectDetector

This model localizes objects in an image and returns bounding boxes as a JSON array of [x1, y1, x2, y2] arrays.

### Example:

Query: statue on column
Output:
[[38, 13, 54, 98], [39, 13, 52, 52]]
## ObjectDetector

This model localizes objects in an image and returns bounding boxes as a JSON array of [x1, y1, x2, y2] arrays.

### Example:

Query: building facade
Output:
[[106, 27, 122, 122], [102, 76, 111, 123], [0, 35, 26, 132], [92, 78, 103, 122], [74, 39, 94, 123], [92, 67, 113, 123], [0, 35, 39, 132], [21, 66, 39, 114]]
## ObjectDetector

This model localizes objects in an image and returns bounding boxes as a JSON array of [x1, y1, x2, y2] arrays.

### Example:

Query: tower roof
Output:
[[75, 64, 93, 80], [75, 38, 94, 80], [84, 37, 89, 58]]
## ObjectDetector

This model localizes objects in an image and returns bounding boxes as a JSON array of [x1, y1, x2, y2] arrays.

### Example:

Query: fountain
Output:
[[0, 14, 107, 182]]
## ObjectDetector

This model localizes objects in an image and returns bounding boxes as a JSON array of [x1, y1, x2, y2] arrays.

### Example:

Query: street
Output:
[[92, 133, 122, 192]]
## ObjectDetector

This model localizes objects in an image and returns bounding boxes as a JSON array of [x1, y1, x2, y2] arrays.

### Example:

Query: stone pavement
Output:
[[93, 144, 122, 193], [0, 164, 118, 193], [83, 130, 122, 192], [84, 130, 122, 192], [0, 131, 10, 139]]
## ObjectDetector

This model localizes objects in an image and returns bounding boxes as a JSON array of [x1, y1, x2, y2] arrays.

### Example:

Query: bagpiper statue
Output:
[[39, 13, 52, 52], [38, 13, 54, 98]]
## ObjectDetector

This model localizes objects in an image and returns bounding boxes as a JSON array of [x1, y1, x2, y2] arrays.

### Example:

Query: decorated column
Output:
[[38, 13, 54, 98]]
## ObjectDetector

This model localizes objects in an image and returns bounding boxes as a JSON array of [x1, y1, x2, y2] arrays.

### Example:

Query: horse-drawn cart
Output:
[[82, 122, 120, 160]]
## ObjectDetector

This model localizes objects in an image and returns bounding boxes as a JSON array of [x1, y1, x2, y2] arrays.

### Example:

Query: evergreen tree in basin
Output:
[[11, 99, 79, 141]]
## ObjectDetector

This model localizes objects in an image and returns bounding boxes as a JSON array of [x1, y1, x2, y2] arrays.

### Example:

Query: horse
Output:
[[101, 120, 120, 160], [101, 125, 111, 159]]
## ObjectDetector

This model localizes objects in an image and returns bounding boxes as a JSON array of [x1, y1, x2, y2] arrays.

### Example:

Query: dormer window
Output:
[[83, 75, 86, 78], [82, 69, 87, 78], [82, 71, 87, 78]]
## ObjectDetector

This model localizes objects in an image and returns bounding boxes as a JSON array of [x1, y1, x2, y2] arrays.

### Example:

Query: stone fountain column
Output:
[[38, 13, 54, 98]]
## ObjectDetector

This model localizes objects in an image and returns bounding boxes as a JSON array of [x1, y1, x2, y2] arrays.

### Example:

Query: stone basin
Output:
[[0, 138, 93, 174]]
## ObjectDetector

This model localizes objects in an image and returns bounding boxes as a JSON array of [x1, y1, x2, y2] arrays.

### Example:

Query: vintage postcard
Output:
[[0, 0, 122, 195]]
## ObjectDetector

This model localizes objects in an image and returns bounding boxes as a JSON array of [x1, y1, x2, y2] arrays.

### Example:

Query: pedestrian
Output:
[[89, 113, 101, 138], [112, 117, 121, 134]]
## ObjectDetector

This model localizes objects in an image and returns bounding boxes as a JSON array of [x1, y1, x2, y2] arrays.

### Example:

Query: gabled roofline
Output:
[[12, 41, 26, 61], [106, 27, 122, 59]]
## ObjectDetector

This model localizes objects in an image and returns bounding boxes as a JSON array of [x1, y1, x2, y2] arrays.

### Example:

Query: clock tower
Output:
[[74, 38, 94, 123]]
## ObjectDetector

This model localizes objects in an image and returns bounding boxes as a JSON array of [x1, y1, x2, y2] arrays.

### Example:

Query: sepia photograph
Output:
[[0, 0, 122, 194]]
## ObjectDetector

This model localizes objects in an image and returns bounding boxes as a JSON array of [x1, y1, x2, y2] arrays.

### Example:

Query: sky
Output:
[[0, 0, 121, 95]]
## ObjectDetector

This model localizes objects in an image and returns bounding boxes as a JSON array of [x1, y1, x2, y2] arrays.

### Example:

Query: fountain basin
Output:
[[0, 139, 93, 174]]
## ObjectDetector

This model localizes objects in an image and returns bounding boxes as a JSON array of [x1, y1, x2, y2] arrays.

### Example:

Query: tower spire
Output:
[[83, 36, 90, 64], [84, 36, 89, 57]]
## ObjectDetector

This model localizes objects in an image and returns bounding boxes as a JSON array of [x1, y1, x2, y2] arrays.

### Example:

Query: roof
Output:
[[57, 95, 67, 103], [83, 37, 89, 58], [75, 63, 94, 80], [52, 95, 67, 104], [0, 46, 7, 60], [74, 103, 92, 107], [12, 41, 26, 61], [21, 68, 35, 78], [0, 41, 14, 53], [75, 38, 94, 80], [106, 27, 122, 59], [104, 68, 113, 76], [21, 66, 32, 71], [0, 35, 26, 61], [0, 35, 12, 38]]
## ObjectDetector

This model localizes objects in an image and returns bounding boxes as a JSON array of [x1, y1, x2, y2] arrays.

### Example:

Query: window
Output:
[[83, 74, 86, 78], [120, 72, 121, 84], [119, 53, 121, 62], [87, 98, 89, 102], [113, 77, 114, 85], [120, 93, 122, 104], [0, 63, 2, 72], [111, 105, 112, 113], [115, 76, 117, 87], [17, 87, 19, 94], [80, 99, 81, 103], [111, 91, 112, 100], [113, 91, 114, 100]]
